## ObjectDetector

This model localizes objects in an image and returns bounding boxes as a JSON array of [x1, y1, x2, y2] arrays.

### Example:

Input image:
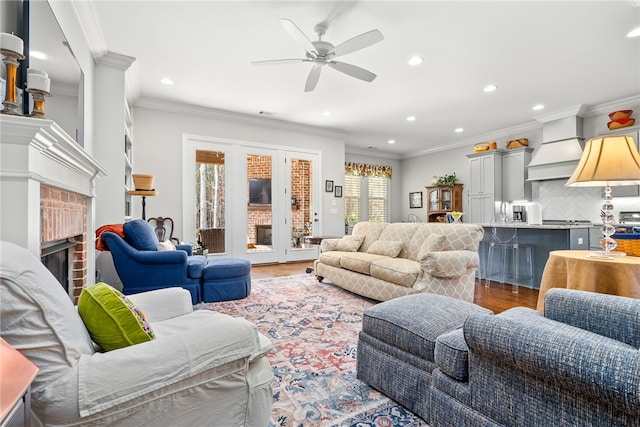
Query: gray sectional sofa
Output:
[[357, 288, 640, 426]]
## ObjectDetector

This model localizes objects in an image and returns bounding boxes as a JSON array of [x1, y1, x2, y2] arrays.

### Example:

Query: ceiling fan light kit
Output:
[[252, 18, 383, 92]]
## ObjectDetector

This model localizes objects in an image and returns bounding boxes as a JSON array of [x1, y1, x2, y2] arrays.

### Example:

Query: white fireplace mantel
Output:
[[0, 115, 107, 255]]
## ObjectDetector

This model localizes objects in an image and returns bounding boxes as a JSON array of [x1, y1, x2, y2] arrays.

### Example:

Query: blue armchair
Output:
[[101, 219, 205, 304]]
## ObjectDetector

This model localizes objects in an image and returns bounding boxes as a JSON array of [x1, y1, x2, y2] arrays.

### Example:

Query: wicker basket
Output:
[[132, 174, 155, 191], [615, 237, 640, 257], [506, 138, 529, 150]]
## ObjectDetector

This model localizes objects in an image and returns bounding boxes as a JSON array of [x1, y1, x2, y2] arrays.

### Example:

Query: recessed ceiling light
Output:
[[455, 128, 464, 133], [322, 111, 331, 116], [532, 104, 545, 111], [483, 84, 497, 93], [406, 115, 416, 122], [408, 56, 423, 66], [388, 139, 396, 144], [160, 77, 174, 85], [627, 27, 640, 38], [30, 51, 46, 59]]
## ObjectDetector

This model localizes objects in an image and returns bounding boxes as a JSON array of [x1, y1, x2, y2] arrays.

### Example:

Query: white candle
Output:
[[27, 69, 50, 93], [0, 33, 24, 55]]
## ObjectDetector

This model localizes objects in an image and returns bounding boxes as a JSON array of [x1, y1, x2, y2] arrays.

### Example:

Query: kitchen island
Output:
[[476, 222, 591, 290]]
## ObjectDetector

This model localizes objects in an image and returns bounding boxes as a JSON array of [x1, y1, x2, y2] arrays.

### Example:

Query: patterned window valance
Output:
[[345, 162, 392, 178]]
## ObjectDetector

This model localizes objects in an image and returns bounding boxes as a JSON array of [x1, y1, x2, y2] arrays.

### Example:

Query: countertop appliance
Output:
[[617, 211, 640, 233], [512, 205, 527, 222]]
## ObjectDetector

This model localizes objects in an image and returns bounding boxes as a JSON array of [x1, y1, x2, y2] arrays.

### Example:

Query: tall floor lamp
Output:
[[566, 135, 640, 258]]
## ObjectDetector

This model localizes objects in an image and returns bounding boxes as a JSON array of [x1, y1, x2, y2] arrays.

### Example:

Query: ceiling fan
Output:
[[252, 18, 384, 92]]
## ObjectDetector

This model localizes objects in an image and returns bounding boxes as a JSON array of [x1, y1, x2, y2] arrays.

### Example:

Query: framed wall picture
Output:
[[325, 180, 334, 192], [334, 186, 343, 197], [409, 191, 423, 209]]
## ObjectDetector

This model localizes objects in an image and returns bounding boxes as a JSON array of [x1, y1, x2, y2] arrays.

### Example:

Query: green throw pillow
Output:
[[78, 282, 155, 351]]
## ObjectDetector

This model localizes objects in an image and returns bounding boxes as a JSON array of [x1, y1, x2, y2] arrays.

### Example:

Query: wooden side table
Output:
[[1, 338, 39, 427]]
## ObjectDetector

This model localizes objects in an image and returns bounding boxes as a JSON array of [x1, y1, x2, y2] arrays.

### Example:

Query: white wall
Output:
[[131, 102, 347, 237]]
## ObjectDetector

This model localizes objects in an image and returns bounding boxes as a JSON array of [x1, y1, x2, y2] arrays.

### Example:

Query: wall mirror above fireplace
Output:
[[27, 0, 84, 145]]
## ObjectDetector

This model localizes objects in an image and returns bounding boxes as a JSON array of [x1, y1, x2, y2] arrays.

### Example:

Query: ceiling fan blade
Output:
[[305, 66, 321, 92], [251, 58, 309, 66], [328, 61, 377, 82], [329, 29, 383, 58], [280, 18, 317, 55]]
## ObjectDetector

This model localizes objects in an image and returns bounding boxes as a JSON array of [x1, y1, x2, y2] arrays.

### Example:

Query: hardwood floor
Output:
[[251, 261, 539, 313]]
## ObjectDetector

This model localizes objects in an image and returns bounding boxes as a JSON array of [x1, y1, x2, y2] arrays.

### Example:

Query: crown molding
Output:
[[581, 94, 640, 117], [533, 104, 588, 122], [399, 120, 541, 159], [95, 51, 135, 71], [135, 97, 348, 140], [70, 0, 107, 61], [345, 146, 402, 160]]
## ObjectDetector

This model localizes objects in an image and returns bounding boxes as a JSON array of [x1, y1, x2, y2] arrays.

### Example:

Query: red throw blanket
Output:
[[95, 224, 125, 251]]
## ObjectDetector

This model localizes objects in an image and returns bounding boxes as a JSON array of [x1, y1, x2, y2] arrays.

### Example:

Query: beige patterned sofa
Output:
[[313, 222, 484, 302]]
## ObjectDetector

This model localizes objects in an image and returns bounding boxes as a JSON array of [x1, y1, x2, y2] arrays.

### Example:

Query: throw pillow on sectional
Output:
[[78, 282, 155, 351]]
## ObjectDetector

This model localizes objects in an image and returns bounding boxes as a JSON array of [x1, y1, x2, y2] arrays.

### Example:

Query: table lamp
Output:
[[566, 135, 640, 258]]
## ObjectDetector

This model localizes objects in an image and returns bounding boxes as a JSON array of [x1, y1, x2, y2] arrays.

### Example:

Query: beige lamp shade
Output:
[[566, 135, 640, 187]]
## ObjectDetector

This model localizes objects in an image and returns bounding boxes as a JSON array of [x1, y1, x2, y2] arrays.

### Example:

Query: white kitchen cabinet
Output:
[[502, 147, 534, 201], [468, 195, 497, 224], [467, 150, 503, 223]]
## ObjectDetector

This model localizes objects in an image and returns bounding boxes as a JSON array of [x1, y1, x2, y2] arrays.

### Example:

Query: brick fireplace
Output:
[[0, 115, 106, 303]]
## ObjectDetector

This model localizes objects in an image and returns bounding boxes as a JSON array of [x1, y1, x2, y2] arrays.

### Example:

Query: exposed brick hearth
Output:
[[41, 185, 88, 303]]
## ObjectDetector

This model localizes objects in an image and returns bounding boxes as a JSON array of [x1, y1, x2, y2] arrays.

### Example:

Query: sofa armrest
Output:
[[420, 250, 479, 278], [176, 244, 192, 255], [464, 307, 640, 414], [544, 288, 640, 348], [127, 287, 193, 322], [77, 312, 264, 417]]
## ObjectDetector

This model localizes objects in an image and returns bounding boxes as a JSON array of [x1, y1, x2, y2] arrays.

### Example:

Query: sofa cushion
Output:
[[318, 251, 343, 268], [340, 252, 388, 275], [370, 258, 421, 287], [78, 282, 155, 351], [376, 223, 421, 257], [187, 255, 207, 278], [352, 222, 389, 252], [419, 233, 446, 259], [335, 235, 365, 252], [158, 240, 176, 251], [367, 240, 404, 258], [435, 328, 469, 381], [124, 219, 159, 251]]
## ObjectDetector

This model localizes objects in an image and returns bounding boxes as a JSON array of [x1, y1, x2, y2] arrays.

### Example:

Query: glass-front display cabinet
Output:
[[425, 184, 463, 222]]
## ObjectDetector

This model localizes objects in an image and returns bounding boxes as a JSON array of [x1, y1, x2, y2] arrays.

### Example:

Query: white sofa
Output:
[[0, 241, 273, 427], [313, 222, 484, 302]]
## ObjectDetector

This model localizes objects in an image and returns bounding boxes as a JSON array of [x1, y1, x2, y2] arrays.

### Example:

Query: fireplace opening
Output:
[[256, 225, 272, 245], [41, 239, 76, 292]]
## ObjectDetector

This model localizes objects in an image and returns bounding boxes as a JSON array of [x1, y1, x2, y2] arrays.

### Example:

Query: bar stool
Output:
[[485, 215, 534, 293]]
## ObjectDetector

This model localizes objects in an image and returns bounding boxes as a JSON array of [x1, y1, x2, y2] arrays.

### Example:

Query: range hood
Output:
[[527, 137, 585, 181], [527, 106, 586, 181]]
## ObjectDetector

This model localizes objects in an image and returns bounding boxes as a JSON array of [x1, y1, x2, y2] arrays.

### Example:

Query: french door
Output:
[[183, 136, 320, 264]]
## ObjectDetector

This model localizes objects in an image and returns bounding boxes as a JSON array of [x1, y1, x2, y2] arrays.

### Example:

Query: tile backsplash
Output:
[[536, 180, 639, 223]]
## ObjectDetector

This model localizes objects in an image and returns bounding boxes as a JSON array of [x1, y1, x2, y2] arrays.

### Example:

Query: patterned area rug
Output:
[[200, 274, 428, 427]]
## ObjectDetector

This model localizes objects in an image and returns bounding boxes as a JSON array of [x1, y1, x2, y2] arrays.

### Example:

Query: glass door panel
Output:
[[429, 189, 439, 210], [285, 152, 319, 262], [195, 149, 225, 254], [246, 153, 273, 254]]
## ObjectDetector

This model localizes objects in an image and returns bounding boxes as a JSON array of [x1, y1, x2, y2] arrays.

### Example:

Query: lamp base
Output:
[[587, 250, 626, 260]]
